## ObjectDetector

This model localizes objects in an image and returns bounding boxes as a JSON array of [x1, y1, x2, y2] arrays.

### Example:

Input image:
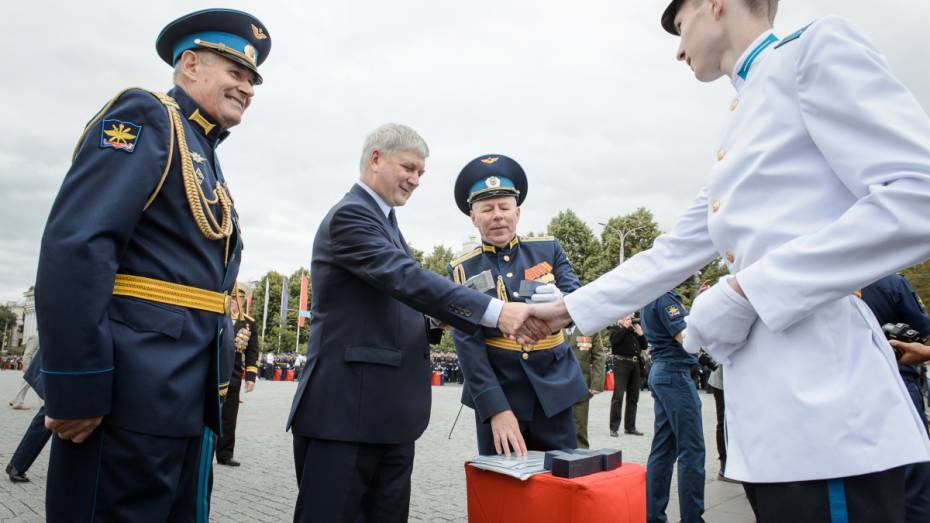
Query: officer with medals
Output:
[[567, 328, 606, 449], [34, 8, 270, 521], [216, 285, 260, 467], [528, 0, 930, 521], [447, 154, 588, 456]]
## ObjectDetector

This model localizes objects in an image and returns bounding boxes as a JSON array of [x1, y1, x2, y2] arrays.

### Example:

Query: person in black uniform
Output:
[[447, 154, 588, 457], [607, 314, 646, 437], [860, 274, 930, 522], [34, 9, 270, 521], [216, 286, 259, 467], [5, 338, 52, 483]]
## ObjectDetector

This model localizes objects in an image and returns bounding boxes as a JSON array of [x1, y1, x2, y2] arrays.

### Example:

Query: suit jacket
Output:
[[35, 86, 240, 437], [287, 184, 491, 444]]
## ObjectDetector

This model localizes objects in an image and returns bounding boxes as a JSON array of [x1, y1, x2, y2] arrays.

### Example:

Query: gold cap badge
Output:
[[485, 176, 500, 188], [244, 44, 257, 65], [480, 157, 499, 165], [252, 24, 268, 40]]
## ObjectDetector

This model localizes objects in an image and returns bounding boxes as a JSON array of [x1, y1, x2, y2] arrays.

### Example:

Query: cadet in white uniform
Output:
[[532, 1, 930, 521]]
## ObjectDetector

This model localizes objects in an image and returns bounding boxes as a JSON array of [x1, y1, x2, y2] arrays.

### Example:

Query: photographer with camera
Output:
[[607, 314, 647, 437], [861, 274, 930, 522]]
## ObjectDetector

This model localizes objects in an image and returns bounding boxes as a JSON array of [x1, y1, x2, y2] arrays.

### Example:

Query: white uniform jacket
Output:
[[565, 16, 930, 482]]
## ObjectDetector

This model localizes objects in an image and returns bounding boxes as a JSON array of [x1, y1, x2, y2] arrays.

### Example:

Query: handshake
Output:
[[495, 284, 574, 345]]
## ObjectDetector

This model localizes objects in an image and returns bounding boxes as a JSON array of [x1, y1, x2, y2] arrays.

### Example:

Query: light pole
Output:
[[598, 223, 647, 265]]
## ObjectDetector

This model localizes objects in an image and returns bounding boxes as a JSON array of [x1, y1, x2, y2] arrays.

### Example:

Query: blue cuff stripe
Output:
[[827, 478, 849, 523], [41, 367, 114, 376]]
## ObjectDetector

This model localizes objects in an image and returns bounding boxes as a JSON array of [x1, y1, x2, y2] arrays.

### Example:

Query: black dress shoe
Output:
[[216, 458, 241, 467], [609, 430, 619, 437], [625, 429, 645, 436], [6, 464, 29, 483]]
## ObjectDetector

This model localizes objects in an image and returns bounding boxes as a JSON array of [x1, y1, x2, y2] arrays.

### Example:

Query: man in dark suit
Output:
[[287, 124, 543, 522]]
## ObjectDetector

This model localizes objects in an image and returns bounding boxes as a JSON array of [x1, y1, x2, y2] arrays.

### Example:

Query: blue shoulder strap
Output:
[[774, 22, 814, 49]]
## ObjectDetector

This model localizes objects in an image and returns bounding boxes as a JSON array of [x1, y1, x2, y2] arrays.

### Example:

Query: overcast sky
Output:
[[2, 1, 928, 303]]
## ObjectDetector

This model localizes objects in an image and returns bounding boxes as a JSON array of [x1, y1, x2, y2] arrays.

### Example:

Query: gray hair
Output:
[[359, 123, 430, 174], [173, 49, 216, 83]]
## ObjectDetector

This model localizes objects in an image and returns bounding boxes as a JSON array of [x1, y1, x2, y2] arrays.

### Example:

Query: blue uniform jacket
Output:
[[860, 274, 930, 376], [35, 86, 241, 437], [447, 236, 588, 422], [641, 291, 696, 366], [287, 184, 491, 444]]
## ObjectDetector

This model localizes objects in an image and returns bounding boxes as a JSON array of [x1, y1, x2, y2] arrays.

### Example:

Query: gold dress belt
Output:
[[112, 273, 230, 315], [486, 332, 565, 352]]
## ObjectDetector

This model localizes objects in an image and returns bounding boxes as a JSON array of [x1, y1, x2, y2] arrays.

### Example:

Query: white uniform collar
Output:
[[730, 29, 779, 91], [357, 181, 392, 218]]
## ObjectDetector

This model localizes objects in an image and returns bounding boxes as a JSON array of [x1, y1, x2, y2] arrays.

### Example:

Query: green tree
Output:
[[587, 208, 662, 281], [423, 245, 455, 276], [250, 268, 311, 353], [903, 260, 930, 307], [547, 209, 600, 283], [0, 305, 16, 348]]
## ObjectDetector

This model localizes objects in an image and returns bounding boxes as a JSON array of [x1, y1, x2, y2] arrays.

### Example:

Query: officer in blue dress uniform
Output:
[[447, 154, 588, 456], [34, 8, 270, 522], [860, 274, 930, 522], [640, 291, 705, 523]]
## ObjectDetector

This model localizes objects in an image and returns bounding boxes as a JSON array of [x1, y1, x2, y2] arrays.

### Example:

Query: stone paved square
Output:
[[0, 369, 752, 522]]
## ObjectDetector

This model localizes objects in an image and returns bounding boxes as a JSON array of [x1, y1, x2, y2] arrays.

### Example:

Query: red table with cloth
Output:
[[465, 461, 646, 522]]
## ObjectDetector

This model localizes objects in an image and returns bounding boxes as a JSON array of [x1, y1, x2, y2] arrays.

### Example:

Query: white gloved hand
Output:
[[682, 275, 757, 364], [529, 283, 562, 303]]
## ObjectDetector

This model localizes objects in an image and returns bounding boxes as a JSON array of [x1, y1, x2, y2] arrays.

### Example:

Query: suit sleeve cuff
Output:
[[471, 385, 511, 422], [478, 298, 503, 328], [42, 369, 113, 420]]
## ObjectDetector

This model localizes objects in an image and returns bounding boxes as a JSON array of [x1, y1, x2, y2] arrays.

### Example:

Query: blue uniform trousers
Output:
[[474, 400, 576, 456], [46, 423, 215, 522], [901, 373, 930, 523], [10, 406, 52, 474], [646, 361, 705, 523]]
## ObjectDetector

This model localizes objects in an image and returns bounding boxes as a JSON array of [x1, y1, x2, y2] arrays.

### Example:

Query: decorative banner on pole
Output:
[[261, 279, 270, 350], [280, 276, 289, 328], [298, 274, 310, 328]]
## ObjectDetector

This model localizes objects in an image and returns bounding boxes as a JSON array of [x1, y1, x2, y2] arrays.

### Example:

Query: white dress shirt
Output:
[[565, 17, 930, 482]]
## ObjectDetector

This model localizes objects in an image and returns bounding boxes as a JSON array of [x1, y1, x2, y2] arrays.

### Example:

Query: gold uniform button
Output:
[[711, 200, 721, 213], [503, 255, 510, 262], [522, 353, 529, 360], [730, 98, 739, 111], [725, 251, 735, 264], [506, 272, 513, 278], [716, 148, 727, 161]]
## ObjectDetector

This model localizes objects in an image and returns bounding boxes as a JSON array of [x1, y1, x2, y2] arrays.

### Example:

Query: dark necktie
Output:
[[388, 209, 410, 254]]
